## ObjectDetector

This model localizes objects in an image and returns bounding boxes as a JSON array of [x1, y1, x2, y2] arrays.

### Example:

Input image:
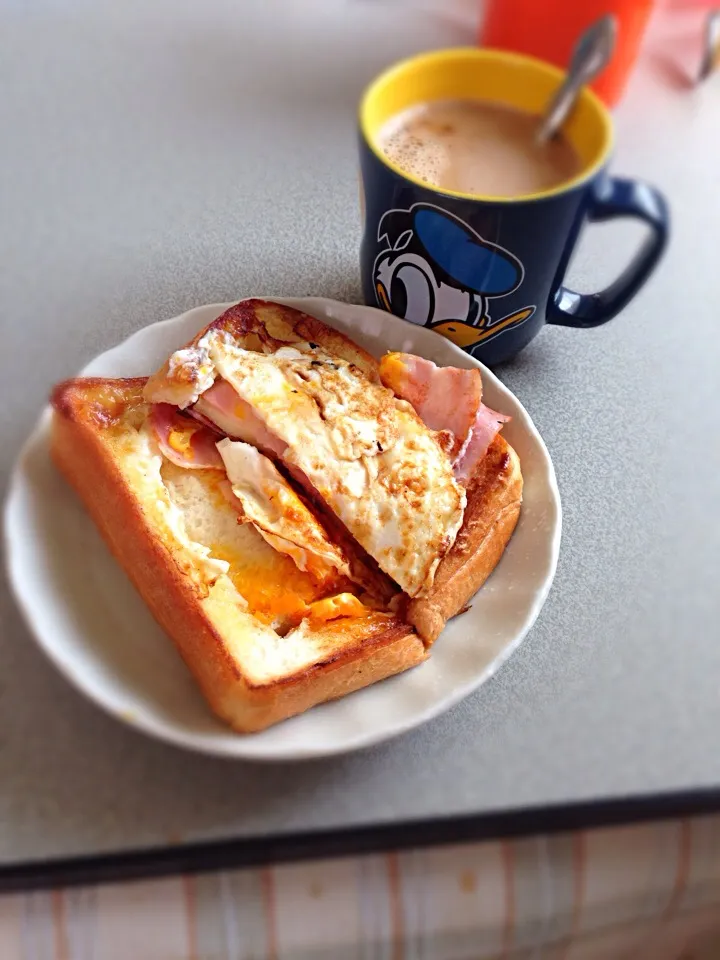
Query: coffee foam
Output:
[[377, 99, 581, 199], [381, 131, 446, 188]]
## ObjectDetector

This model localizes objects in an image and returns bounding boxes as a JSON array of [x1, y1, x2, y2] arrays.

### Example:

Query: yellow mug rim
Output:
[[359, 47, 614, 204]]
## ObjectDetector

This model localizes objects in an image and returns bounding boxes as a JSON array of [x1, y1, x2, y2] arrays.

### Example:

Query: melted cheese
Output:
[[305, 593, 370, 622], [207, 539, 322, 627]]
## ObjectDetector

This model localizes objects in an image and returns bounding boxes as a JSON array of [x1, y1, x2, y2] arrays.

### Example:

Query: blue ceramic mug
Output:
[[358, 48, 669, 365]]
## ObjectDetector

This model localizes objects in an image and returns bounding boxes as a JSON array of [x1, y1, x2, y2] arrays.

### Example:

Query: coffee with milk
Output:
[[378, 98, 581, 198]]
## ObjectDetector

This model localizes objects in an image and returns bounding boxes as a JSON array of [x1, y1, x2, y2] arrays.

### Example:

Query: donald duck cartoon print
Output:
[[373, 202, 535, 352]]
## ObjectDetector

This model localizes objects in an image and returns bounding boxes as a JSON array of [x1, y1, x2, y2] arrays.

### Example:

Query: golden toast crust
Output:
[[406, 436, 523, 644]]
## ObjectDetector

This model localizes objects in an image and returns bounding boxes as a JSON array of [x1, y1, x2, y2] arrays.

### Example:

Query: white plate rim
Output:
[[4, 298, 562, 760]]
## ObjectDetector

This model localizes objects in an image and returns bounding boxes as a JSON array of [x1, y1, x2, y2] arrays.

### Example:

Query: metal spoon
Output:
[[698, 9, 720, 84], [536, 14, 617, 146]]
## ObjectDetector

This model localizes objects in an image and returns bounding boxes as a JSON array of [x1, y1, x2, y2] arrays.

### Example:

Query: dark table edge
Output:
[[2, 787, 720, 894]]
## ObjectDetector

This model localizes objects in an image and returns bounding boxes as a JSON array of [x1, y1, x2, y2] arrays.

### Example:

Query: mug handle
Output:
[[547, 177, 669, 328]]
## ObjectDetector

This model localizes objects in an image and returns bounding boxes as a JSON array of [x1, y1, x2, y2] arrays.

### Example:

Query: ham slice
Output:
[[379, 353, 482, 459], [379, 352, 510, 483], [454, 404, 511, 482], [149, 404, 224, 470], [193, 380, 286, 458]]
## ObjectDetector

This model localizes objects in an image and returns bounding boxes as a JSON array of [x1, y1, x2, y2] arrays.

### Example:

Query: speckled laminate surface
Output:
[[1, 0, 719, 864]]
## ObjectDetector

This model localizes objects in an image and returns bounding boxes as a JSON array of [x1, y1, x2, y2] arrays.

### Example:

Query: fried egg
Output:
[[216, 438, 351, 587], [207, 337, 465, 598]]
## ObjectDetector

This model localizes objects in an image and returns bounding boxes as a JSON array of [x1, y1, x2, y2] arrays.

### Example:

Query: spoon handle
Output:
[[698, 9, 720, 83], [535, 75, 583, 146], [536, 14, 617, 146]]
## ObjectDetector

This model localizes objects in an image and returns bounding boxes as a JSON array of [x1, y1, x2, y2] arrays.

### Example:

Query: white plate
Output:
[[4, 298, 561, 760]]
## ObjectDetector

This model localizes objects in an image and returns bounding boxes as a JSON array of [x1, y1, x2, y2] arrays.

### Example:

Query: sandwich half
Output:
[[50, 300, 522, 732]]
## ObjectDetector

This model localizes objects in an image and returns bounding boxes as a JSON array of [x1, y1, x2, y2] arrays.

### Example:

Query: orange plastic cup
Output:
[[479, 0, 657, 107]]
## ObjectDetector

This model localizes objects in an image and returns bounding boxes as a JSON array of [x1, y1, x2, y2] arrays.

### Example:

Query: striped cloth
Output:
[[2, 816, 720, 959]]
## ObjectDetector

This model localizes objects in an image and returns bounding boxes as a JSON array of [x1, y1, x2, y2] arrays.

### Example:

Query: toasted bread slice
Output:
[[50, 378, 426, 733], [50, 375, 521, 732]]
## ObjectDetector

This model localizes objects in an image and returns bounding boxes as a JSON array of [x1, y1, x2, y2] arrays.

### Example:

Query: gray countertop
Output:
[[1, 0, 719, 868]]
